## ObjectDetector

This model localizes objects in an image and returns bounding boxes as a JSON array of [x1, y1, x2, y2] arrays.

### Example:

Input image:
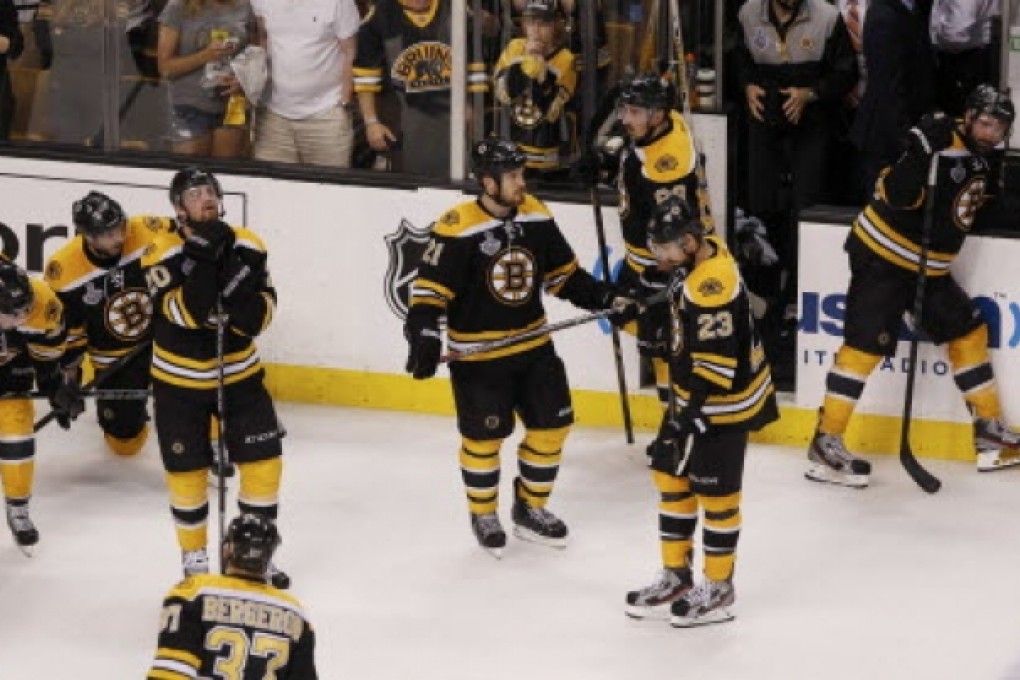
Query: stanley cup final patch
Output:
[[384, 218, 433, 320]]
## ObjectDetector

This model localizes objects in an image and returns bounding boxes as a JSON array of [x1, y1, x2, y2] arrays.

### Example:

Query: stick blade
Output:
[[899, 445, 942, 493]]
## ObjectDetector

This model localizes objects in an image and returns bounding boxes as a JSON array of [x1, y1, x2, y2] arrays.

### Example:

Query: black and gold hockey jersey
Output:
[[44, 215, 170, 371], [0, 278, 66, 385], [618, 111, 713, 283], [149, 573, 317, 680], [409, 195, 609, 362], [848, 131, 991, 278], [494, 40, 577, 169], [669, 236, 777, 431], [354, 0, 489, 102], [142, 225, 275, 391]]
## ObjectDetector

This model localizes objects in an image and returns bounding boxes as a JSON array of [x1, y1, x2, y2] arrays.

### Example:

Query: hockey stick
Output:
[[898, 154, 943, 494], [3, 389, 150, 401], [440, 290, 667, 364], [581, 0, 633, 445], [33, 342, 151, 432], [214, 299, 229, 573]]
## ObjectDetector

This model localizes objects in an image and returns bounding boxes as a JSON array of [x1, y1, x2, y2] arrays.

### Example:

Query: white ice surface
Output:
[[3, 404, 1020, 679]]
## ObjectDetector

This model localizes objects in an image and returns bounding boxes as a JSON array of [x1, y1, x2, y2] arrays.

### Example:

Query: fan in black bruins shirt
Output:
[[142, 167, 288, 587], [404, 138, 639, 557]]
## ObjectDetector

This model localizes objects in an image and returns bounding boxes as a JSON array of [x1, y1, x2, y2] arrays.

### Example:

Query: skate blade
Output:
[[670, 608, 734, 628], [16, 543, 34, 557], [512, 525, 567, 549], [625, 604, 672, 621], [805, 464, 869, 489], [977, 449, 1020, 472], [481, 546, 504, 560]]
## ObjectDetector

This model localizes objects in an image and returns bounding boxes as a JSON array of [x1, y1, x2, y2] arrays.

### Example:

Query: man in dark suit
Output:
[[850, 0, 935, 196]]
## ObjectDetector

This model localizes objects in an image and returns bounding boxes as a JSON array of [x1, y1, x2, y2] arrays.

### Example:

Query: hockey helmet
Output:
[[619, 73, 677, 111], [648, 195, 701, 245], [0, 260, 34, 317], [72, 191, 126, 236], [522, 0, 560, 21], [169, 166, 223, 208], [965, 84, 1015, 128], [224, 513, 280, 576], [472, 138, 527, 180]]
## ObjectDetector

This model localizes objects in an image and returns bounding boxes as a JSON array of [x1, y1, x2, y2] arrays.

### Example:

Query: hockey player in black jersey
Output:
[[404, 138, 638, 557], [143, 167, 288, 586], [624, 196, 777, 627], [44, 191, 170, 457], [810, 84, 1020, 486], [610, 74, 712, 409], [149, 514, 318, 680]]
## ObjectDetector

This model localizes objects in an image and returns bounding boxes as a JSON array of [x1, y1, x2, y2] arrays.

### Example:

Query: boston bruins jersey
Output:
[[354, 0, 489, 105], [44, 215, 170, 371], [149, 573, 317, 680], [618, 111, 713, 284], [494, 40, 576, 170], [0, 278, 66, 385], [669, 236, 777, 431], [142, 225, 275, 391], [409, 195, 609, 362], [848, 130, 990, 278]]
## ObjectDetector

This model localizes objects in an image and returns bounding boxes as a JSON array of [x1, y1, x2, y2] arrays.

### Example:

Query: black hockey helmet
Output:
[[224, 513, 280, 576], [72, 191, 126, 237], [619, 72, 676, 111], [169, 166, 223, 208], [472, 138, 527, 180], [0, 260, 34, 317], [965, 84, 1015, 128], [648, 195, 701, 245], [522, 0, 559, 21]]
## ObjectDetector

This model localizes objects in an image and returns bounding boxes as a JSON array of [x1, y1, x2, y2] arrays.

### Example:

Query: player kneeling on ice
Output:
[[404, 138, 639, 558], [809, 84, 1019, 486], [625, 197, 777, 627]]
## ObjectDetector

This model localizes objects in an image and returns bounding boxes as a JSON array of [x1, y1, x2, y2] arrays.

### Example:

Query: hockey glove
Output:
[[646, 410, 707, 476], [911, 113, 955, 157], [183, 220, 234, 263], [37, 365, 84, 430], [220, 248, 267, 303], [404, 308, 442, 380], [636, 299, 670, 359], [732, 209, 779, 268], [605, 286, 642, 327]]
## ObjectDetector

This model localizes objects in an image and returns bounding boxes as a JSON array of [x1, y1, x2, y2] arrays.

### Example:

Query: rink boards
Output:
[[0, 155, 1016, 461]]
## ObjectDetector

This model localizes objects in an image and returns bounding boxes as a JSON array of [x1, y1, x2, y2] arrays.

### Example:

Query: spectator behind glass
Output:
[[930, 0, 999, 118], [494, 0, 576, 177], [157, 0, 253, 158], [250, 0, 359, 168], [850, 0, 935, 196], [355, 0, 492, 177], [0, 0, 24, 140]]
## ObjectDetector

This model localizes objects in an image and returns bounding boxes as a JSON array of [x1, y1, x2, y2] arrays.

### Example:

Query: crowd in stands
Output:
[[0, 0, 1011, 388]]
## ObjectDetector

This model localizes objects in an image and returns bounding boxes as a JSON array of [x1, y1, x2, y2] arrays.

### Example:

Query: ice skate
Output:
[[470, 512, 507, 559], [974, 418, 1020, 472], [806, 431, 871, 488], [670, 578, 735, 628], [511, 478, 567, 548], [625, 567, 693, 621], [267, 562, 291, 589], [5, 503, 38, 557], [182, 548, 210, 577]]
